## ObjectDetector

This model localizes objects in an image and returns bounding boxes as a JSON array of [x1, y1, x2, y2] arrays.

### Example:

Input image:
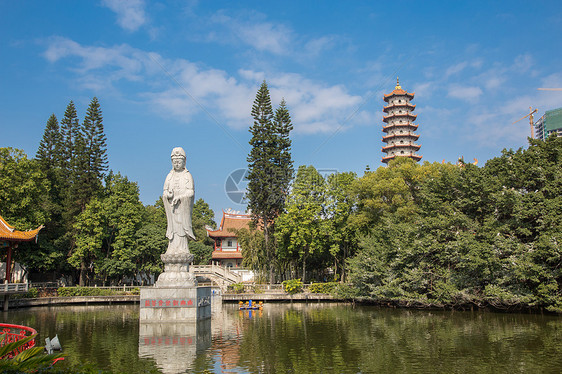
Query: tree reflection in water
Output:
[[3, 303, 562, 373]]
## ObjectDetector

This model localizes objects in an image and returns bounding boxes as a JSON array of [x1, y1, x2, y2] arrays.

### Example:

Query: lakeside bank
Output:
[[1, 292, 340, 310]]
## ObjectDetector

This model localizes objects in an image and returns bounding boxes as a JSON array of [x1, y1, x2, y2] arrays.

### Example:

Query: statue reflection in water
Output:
[[138, 320, 211, 374]]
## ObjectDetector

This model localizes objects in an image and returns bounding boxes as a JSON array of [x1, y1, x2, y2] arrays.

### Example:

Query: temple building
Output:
[[206, 211, 252, 268], [382, 78, 422, 163]]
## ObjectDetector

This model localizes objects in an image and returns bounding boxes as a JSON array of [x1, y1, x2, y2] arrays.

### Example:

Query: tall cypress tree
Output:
[[246, 81, 294, 283]]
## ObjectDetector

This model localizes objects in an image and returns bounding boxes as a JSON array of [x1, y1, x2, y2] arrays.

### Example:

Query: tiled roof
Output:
[[212, 251, 243, 259], [383, 102, 416, 113], [0, 215, 43, 242], [383, 112, 418, 122], [382, 123, 419, 132], [207, 212, 252, 238], [382, 133, 420, 141], [382, 144, 422, 152]]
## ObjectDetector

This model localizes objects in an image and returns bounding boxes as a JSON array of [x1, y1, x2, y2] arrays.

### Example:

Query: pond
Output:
[[3, 301, 562, 373]]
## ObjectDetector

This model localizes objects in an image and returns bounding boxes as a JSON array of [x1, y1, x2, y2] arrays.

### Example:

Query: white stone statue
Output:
[[156, 147, 197, 287], [163, 147, 196, 254]]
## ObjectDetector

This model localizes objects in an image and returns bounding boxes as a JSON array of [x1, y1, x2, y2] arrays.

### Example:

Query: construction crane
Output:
[[513, 106, 538, 138], [537, 88, 562, 91]]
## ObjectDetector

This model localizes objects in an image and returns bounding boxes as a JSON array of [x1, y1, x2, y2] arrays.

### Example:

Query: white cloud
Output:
[[101, 0, 147, 32], [447, 84, 483, 102], [43, 38, 368, 134], [513, 54, 533, 73], [210, 12, 292, 55], [445, 62, 468, 78]]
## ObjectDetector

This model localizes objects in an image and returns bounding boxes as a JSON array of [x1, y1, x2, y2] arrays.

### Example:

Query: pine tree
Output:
[[246, 81, 294, 283], [76, 97, 108, 202], [36, 114, 62, 168], [35, 114, 69, 272], [83, 97, 108, 182], [273, 98, 294, 202], [59, 101, 80, 172]]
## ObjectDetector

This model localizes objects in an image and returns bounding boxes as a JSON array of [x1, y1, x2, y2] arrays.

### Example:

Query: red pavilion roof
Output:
[[212, 251, 243, 259], [0, 215, 43, 243], [206, 211, 252, 238]]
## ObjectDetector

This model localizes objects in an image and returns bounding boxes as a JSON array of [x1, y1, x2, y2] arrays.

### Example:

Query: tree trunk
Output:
[[302, 254, 307, 284], [79, 260, 87, 287]]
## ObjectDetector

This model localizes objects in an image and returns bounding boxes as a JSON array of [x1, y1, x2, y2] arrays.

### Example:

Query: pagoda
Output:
[[381, 78, 421, 163]]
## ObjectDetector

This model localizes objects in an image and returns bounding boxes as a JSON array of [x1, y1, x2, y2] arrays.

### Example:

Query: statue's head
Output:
[[171, 147, 186, 171]]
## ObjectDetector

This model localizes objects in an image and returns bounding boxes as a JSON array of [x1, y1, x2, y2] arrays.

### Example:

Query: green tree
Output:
[[69, 197, 106, 286], [190, 198, 216, 264], [237, 227, 267, 282], [79, 97, 108, 197], [246, 81, 294, 283], [70, 173, 145, 285], [97, 173, 144, 283], [135, 201, 167, 281], [59, 101, 80, 172], [0, 148, 55, 272], [275, 165, 326, 283], [0, 148, 49, 229], [325, 171, 357, 282], [35, 114, 68, 273], [36, 114, 62, 169]]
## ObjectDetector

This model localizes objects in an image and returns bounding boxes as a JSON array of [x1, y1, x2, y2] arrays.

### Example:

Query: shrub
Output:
[[252, 285, 263, 294], [308, 282, 339, 294], [11, 288, 38, 299], [282, 279, 303, 295], [57, 287, 116, 297], [128, 287, 140, 295], [227, 283, 245, 294]]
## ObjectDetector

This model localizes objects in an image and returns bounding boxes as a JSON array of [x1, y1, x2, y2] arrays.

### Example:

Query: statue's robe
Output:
[[162, 168, 195, 254]]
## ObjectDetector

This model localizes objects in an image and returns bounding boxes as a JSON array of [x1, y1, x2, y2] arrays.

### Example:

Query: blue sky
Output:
[[2, 1, 562, 224]]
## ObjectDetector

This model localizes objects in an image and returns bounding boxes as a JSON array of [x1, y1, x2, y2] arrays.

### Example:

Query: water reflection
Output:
[[139, 320, 211, 374], [2, 303, 562, 373]]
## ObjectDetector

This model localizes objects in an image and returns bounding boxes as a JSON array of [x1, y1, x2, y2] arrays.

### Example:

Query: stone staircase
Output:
[[189, 265, 242, 290]]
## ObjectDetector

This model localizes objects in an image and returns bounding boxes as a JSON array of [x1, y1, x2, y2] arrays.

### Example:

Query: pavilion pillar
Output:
[[3, 244, 13, 312], [5, 243, 13, 283]]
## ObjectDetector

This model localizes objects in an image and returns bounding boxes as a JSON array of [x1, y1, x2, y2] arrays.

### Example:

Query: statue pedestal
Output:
[[140, 253, 211, 322]]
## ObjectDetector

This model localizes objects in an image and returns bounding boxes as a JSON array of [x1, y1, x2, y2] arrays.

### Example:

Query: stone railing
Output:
[[0, 283, 29, 294], [190, 265, 242, 285]]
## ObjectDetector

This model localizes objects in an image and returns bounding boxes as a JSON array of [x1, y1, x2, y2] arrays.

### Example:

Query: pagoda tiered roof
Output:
[[383, 78, 414, 102], [383, 102, 416, 113], [0, 215, 42, 243], [382, 132, 420, 141], [383, 112, 417, 122], [382, 143, 421, 152], [382, 123, 418, 132]]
